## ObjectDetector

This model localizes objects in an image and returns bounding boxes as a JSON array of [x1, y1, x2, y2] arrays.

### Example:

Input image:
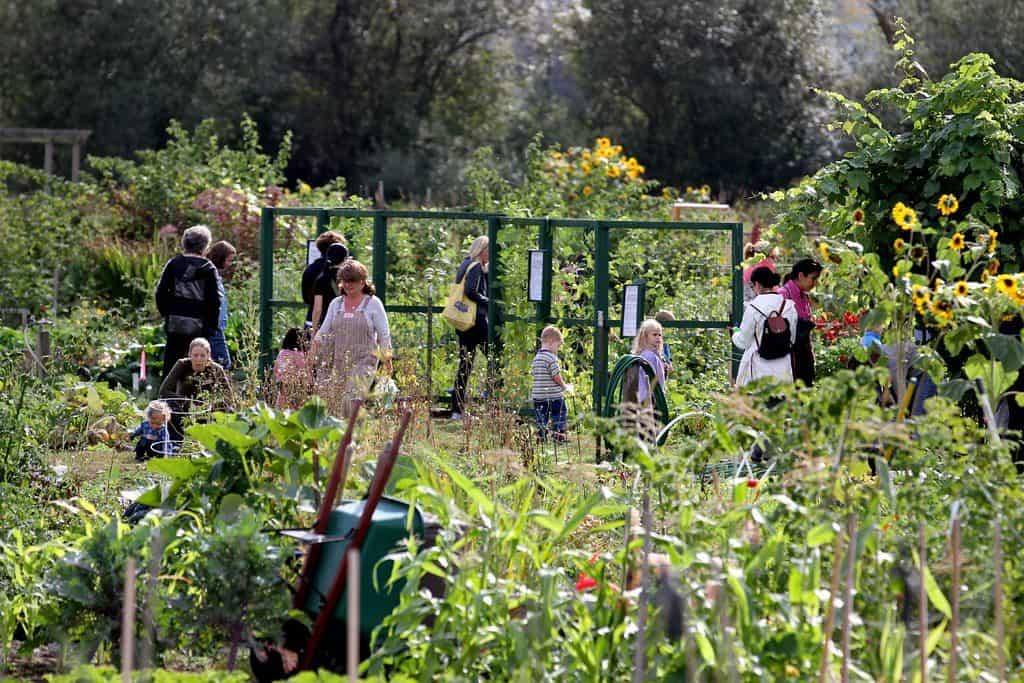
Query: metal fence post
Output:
[[486, 215, 502, 379], [373, 213, 388, 305], [259, 207, 275, 375], [730, 222, 744, 380], [316, 208, 329, 236], [537, 218, 553, 326], [593, 221, 610, 415]]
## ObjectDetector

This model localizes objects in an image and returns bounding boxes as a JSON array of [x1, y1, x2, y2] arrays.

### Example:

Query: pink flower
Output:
[[158, 224, 179, 239]]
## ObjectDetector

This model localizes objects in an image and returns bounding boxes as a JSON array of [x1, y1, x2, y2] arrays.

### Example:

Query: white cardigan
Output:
[[732, 292, 799, 387]]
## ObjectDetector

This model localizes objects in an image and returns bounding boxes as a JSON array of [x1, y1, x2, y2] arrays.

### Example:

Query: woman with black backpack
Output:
[[732, 267, 799, 387]]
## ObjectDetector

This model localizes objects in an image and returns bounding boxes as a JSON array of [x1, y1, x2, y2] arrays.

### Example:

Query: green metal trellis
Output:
[[258, 207, 744, 414]]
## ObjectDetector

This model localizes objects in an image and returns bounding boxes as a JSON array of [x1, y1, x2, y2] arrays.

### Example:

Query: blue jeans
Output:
[[209, 332, 231, 370], [534, 397, 567, 442]]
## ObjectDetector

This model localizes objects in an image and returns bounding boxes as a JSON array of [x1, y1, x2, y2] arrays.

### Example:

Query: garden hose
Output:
[[601, 354, 671, 447]]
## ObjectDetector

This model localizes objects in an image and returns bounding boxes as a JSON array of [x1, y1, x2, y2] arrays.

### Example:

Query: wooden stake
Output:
[[840, 516, 857, 683], [948, 516, 960, 683], [918, 525, 928, 683], [818, 530, 845, 683], [994, 518, 1005, 683], [347, 548, 360, 683], [632, 488, 652, 683], [121, 558, 136, 682]]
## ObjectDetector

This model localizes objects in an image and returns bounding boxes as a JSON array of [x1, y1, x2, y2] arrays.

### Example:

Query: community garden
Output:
[[2, 32, 1024, 681]]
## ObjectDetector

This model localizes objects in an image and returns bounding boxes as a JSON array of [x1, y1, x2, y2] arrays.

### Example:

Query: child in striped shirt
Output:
[[532, 325, 572, 442]]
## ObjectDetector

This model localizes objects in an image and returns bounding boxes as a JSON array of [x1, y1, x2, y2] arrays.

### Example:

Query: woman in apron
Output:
[[312, 259, 392, 416]]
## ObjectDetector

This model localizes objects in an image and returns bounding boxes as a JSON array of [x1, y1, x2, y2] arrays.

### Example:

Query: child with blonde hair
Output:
[[132, 400, 172, 461], [531, 325, 572, 442], [632, 319, 666, 404]]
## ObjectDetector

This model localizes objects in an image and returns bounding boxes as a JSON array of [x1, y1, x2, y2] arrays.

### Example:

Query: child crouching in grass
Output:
[[132, 400, 172, 462], [532, 325, 572, 442]]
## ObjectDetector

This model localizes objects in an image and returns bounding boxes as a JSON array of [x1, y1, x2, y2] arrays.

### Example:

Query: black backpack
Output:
[[752, 298, 792, 360]]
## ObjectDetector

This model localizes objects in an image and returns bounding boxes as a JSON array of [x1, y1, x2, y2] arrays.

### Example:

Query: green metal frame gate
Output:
[[259, 207, 744, 414]]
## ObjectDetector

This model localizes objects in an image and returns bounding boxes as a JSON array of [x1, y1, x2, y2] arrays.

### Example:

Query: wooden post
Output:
[[840, 516, 857, 683], [948, 516, 961, 683], [121, 558, 136, 681], [632, 488, 652, 683], [44, 139, 54, 175], [994, 518, 1005, 683], [71, 142, 81, 182], [918, 525, 928, 683], [347, 548, 360, 683], [818, 530, 845, 683]]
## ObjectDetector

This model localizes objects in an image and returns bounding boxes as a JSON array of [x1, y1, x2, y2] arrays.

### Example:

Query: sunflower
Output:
[[949, 232, 965, 252], [700, 184, 711, 195], [892, 202, 910, 226], [995, 274, 1017, 296], [933, 278, 945, 292], [900, 208, 919, 230], [686, 186, 695, 194], [596, 137, 611, 149], [818, 242, 831, 262], [853, 208, 865, 224], [910, 245, 928, 262], [605, 165, 621, 179], [936, 194, 959, 216], [582, 186, 593, 196], [894, 237, 906, 252], [988, 229, 999, 254], [912, 284, 930, 305], [931, 299, 954, 325], [1011, 288, 1024, 306], [953, 281, 969, 298], [893, 264, 902, 278]]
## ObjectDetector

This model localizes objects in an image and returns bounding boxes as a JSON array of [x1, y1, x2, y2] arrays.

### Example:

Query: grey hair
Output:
[[468, 235, 489, 261], [182, 224, 213, 254], [189, 337, 211, 353]]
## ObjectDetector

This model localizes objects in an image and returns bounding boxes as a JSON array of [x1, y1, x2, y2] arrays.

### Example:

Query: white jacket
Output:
[[732, 292, 799, 387]]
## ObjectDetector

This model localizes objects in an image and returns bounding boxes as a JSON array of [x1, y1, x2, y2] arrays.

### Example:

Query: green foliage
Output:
[[771, 25, 1024, 268], [46, 665, 252, 682]]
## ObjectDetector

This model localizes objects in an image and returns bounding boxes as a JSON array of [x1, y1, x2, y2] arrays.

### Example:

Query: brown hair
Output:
[[337, 259, 376, 296], [315, 230, 346, 255], [205, 240, 236, 271]]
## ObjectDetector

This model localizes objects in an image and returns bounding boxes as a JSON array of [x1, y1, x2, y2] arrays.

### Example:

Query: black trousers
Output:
[[162, 333, 194, 381], [453, 321, 488, 414]]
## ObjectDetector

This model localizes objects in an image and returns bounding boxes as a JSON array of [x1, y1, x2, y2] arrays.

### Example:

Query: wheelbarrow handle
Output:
[[293, 399, 363, 610], [299, 408, 413, 671]]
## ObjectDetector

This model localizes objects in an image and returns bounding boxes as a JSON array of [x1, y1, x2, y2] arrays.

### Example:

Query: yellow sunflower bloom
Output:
[[953, 281, 969, 298], [988, 229, 998, 253], [995, 274, 1017, 296], [298, 181, 312, 195], [852, 209, 865, 224], [606, 166, 621, 179], [1011, 288, 1024, 306], [949, 232, 965, 251], [637, 165, 645, 175], [582, 161, 591, 173], [893, 264, 901, 277], [912, 284, 930, 304], [931, 299, 954, 325], [700, 184, 711, 195], [596, 137, 611, 148], [898, 207, 918, 230], [686, 186, 695, 194], [936, 194, 959, 216], [894, 238, 906, 252], [891, 202, 909, 224], [626, 157, 639, 169], [818, 243, 831, 262], [583, 186, 593, 196]]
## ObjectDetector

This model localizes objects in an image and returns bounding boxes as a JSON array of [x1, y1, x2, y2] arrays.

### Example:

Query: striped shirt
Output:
[[531, 349, 564, 401]]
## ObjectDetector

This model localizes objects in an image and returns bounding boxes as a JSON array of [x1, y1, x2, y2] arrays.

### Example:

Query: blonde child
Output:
[[531, 325, 572, 442], [132, 400, 172, 461], [633, 319, 666, 404]]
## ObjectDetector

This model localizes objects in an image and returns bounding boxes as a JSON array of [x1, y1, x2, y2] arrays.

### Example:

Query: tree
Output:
[[569, 0, 837, 193]]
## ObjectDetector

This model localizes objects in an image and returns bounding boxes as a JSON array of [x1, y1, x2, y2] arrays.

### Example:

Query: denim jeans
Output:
[[534, 397, 567, 441]]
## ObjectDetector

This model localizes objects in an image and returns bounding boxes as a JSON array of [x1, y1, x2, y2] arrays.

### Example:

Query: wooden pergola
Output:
[[0, 128, 92, 181]]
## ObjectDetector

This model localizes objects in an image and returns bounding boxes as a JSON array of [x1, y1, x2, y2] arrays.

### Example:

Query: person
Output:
[[780, 258, 823, 386], [312, 259, 392, 416], [302, 231, 347, 328], [205, 240, 237, 370], [531, 326, 572, 442], [159, 337, 235, 440], [742, 240, 779, 303], [155, 225, 222, 379], [654, 309, 675, 374], [633, 319, 666, 405], [451, 236, 490, 420], [131, 400, 172, 462], [274, 327, 309, 409], [732, 267, 798, 387], [309, 243, 349, 330]]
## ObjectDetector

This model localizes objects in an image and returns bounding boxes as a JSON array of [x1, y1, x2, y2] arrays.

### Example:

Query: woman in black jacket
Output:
[[451, 236, 490, 419]]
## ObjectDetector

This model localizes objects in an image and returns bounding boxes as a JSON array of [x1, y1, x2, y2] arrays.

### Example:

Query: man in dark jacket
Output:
[[451, 236, 490, 419], [155, 225, 221, 379], [302, 231, 347, 327]]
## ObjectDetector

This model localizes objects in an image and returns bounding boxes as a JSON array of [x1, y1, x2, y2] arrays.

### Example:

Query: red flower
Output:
[[746, 479, 758, 488], [576, 573, 598, 591]]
